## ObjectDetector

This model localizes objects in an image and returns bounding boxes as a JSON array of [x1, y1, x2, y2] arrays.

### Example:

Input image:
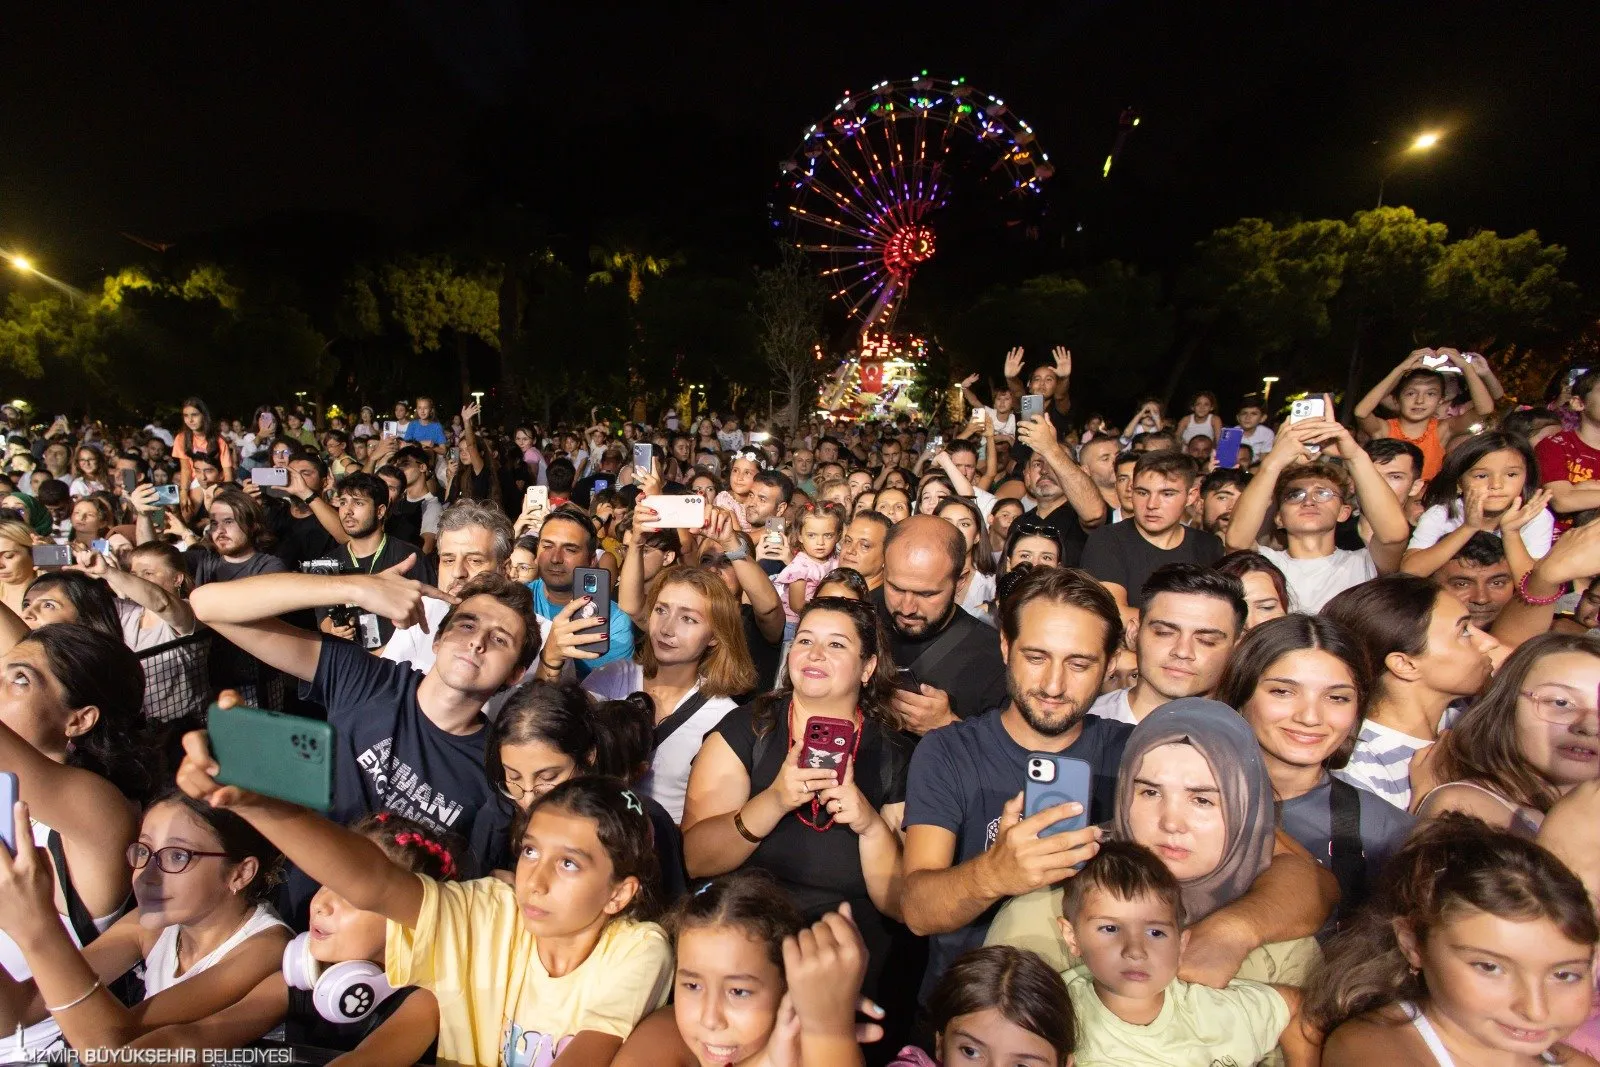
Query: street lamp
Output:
[[1376, 130, 1443, 208], [1261, 375, 1280, 410], [9, 256, 31, 272]]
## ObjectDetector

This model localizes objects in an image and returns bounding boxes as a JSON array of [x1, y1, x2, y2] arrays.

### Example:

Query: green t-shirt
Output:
[[1064, 964, 1289, 1067]]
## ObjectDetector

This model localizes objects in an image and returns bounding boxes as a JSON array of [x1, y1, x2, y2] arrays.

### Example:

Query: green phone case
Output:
[[207, 703, 334, 812]]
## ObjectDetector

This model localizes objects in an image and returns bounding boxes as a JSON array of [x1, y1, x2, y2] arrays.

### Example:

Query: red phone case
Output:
[[798, 715, 856, 785]]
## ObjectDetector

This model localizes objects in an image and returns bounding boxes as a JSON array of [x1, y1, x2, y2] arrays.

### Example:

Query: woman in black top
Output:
[[681, 596, 910, 994]]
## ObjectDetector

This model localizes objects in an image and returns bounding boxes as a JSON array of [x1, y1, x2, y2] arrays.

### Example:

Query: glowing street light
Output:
[[1377, 130, 1444, 208], [9, 256, 31, 272], [1261, 375, 1280, 409]]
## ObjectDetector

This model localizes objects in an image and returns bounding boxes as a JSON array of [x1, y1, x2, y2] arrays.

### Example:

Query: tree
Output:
[[379, 256, 501, 402], [753, 246, 828, 431]]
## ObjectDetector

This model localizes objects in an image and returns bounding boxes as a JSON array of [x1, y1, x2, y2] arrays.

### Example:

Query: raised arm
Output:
[[176, 730, 425, 926], [1002, 347, 1025, 399], [1354, 351, 1426, 436], [1440, 348, 1496, 436], [286, 466, 349, 546], [1048, 347, 1072, 415], [1017, 416, 1106, 529], [1492, 519, 1600, 647], [1225, 422, 1319, 551], [1323, 417, 1411, 573], [78, 551, 195, 635]]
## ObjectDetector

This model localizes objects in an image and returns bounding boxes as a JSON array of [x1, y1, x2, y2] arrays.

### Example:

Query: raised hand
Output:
[[959, 373, 981, 389], [980, 792, 1102, 898], [539, 595, 610, 668], [1498, 489, 1553, 536], [1462, 484, 1492, 531], [460, 401, 480, 427], [354, 555, 456, 632], [1003, 347, 1025, 381], [768, 732, 844, 812], [1051, 346, 1072, 378]]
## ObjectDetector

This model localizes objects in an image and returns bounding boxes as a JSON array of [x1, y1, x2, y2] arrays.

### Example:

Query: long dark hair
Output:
[[1306, 813, 1598, 1035], [177, 396, 215, 451], [1217, 614, 1372, 767], [28, 624, 155, 804], [25, 572, 121, 639], [525, 776, 662, 920], [1322, 574, 1442, 700], [928, 946, 1075, 1062], [486, 683, 641, 788], [1422, 429, 1540, 511], [1432, 631, 1600, 813], [749, 596, 901, 739], [936, 496, 996, 576]]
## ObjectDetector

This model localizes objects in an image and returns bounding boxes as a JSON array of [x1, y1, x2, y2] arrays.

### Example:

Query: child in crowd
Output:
[[889, 945, 1076, 1067], [1057, 840, 1316, 1067], [1403, 431, 1554, 580], [1355, 347, 1495, 482], [1309, 813, 1600, 1066], [176, 732, 673, 1067], [1176, 391, 1222, 446], [1234, 397, 1275, 458], [774, 503, 843, 635], [127, 812, 458, 1063]]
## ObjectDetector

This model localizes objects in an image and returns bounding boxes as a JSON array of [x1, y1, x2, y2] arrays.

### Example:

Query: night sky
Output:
[[2, 1, 1596, 284]]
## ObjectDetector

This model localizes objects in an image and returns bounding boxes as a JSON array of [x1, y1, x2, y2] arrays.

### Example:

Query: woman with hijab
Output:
[[2, 493, 53, 539], [985, 698, 1333, 989]]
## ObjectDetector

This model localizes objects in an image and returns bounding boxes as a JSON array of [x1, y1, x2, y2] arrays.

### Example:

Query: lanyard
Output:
[[348, 535, 387, 574]]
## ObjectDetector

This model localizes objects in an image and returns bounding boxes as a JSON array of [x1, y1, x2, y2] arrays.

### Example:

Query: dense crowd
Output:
[[0, 341, 1597, 1066]]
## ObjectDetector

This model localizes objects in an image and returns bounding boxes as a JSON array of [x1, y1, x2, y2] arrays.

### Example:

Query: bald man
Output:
[[873, 514, 1008, 734]]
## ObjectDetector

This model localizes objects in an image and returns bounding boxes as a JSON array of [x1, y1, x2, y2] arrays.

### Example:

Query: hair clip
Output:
[[694, 881, 715, 897], [620, 789, 645, 816]]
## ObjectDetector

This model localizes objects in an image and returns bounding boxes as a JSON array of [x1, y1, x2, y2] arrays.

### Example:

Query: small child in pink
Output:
[[773, 504, 845, 637]]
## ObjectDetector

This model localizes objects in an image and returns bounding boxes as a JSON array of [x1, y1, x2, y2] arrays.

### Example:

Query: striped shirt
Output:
[[1334, 719, 1431, 810]]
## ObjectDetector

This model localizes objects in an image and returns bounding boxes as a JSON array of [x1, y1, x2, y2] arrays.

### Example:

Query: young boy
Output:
[[1355, 347, 1494, 481], [1059, 841, 1316, 1066], [1233, 398, 1275, 458]]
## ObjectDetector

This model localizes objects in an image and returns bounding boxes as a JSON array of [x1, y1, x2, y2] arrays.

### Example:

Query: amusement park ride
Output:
[[773, 73, 1054, 420]]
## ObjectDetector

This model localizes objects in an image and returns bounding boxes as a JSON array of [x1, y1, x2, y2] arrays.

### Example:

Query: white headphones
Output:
[[282, 932, 396, 1025]]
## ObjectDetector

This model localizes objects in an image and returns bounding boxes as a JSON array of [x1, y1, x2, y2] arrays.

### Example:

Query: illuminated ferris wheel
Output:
[[773, 72, 1055, 336]]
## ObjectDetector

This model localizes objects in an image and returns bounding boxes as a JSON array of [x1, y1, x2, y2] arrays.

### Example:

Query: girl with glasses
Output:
[[1419, 632, 1600, 836], [0, 788, 288, 1057]]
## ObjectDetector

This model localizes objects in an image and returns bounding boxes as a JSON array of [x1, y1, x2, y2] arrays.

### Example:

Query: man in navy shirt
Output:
[[189, 564, 541, 851], [901, 567, 1131, 1002]]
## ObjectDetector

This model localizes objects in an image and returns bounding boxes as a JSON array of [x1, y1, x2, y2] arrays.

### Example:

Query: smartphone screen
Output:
[[0, 773, 16, 854]]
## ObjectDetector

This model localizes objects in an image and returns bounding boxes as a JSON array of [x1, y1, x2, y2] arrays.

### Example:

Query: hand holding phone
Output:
[[206, 702, 334, 811], [0, 772, 17, 855], [1214, 427, 1245, 469], [798, 716, 857, 787], [571, 567, 612, 657], [1023, 754, 1093, 838], [643, 495, 705, 528]]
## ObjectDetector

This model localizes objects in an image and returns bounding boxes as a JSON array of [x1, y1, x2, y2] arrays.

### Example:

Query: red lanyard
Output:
[[789, 703, 864, 833]]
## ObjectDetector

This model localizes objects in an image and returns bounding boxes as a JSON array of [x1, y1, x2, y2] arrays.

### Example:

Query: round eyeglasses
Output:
[[1520, 689, 1600, 727], [127, 842, 230, 875], [1283, 486, 1341, 504]]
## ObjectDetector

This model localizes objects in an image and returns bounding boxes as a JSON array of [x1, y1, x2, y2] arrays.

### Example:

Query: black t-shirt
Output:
[[467, 793, 688, 903], [272, 506, 340, 569], [714, 700, 912, 994], [314, 537, 434, 647], [872, 589, 1007, 721], [185, 548, 288, 586], [902, 707, 1132, 1001], [1078, 520, 1225, 603], [1024, 500, 1093, 569], [740, 603, 782, 699], [285, 984, 436, 1062], [302, 639, 493, 846], [184, 550, 290, 691], [384, 498, 425, 548], [572, 472, 617, 510]]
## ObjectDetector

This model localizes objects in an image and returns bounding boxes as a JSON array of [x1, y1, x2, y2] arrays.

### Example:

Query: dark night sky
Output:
[[2, 1, 1597, 284]]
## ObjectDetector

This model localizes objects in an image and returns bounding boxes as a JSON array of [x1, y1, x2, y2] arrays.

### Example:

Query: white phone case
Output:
[[644, 495, 706, 528]]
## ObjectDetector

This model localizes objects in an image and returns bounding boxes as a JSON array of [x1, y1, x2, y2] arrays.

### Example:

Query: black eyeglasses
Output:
[[127, 842, 230, 875]]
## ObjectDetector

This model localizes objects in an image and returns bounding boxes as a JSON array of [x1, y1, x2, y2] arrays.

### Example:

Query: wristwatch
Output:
[[722, 543, 749, 562]]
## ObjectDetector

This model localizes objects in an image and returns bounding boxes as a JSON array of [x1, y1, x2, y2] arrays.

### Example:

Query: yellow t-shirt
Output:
[[982, 884, 1322, 987], [1065, 964, 1289, 1067], [386, 875, 673, 1067]]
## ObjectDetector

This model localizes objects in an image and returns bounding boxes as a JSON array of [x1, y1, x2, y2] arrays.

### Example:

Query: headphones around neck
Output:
[[282, 932, 395, 1025]]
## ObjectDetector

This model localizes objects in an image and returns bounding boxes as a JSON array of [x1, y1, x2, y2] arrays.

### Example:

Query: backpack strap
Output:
[[654, 690, 713, 749], [1328, 777, 1367, 928]]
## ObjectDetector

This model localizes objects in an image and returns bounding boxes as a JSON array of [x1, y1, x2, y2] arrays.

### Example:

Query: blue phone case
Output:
[[1215, 427, 1245, 468], [1023, 754, 1093, 838]]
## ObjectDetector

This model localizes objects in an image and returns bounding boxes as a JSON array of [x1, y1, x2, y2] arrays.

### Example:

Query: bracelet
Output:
[[1517, 571, 1565, 605], [539, 657, 565, 673], [722, 544, 749, 562], [46, 979, 102, 1014], [733, 808, 764, 844]]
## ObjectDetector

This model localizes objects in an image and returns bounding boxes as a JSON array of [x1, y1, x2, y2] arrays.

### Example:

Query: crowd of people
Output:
[[0, 340, 1597, 1066]]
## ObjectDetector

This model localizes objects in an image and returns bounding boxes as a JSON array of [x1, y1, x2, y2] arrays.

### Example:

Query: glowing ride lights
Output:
[[774, 72, 1053, 337]]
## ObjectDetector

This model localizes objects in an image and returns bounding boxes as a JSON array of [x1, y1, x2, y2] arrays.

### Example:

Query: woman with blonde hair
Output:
[[579, 566, 759, 822], [0, 519, 38, 616]]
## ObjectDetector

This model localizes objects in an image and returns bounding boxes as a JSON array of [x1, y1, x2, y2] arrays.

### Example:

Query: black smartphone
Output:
[[572, 566, 612, 657], [895, 667, 921, 694], [120, 469, 137, 494]]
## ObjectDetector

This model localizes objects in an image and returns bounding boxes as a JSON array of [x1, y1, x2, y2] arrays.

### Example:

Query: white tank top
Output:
[[141, 904, 288, 995], [1405, 1002, 1560, 1065]]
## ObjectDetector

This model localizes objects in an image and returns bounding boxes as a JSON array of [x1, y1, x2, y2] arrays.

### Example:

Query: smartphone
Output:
[[1214, 427, 1244, 469], [572, 566, 612, 657], [381, 421, 399, 438], [524, 485, 549, 514], [251, 467, 290, 488], [764, 516, 786, 546], [593, 478, 611, 494], [91, 538, 110, 557], [798, 716, 857, 786], [1287, 398, 1325, 423], [633, 443, 653, 474], [894, 666, 921, 694], [1421, 352, 1450, 369], [153, 483, 181, 507], [1023, 753, 1093, 838], [748, 431, 771, 444], [206, 702, 334, 812], [927, 435, 944, 452], [447, 447, 459, 465], [121, 469, 137, 494], [0, 772, 17, 855], [1020, 394, 1046, 422], [643, 494, 706, 528], [31, 544, 72, 569]]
